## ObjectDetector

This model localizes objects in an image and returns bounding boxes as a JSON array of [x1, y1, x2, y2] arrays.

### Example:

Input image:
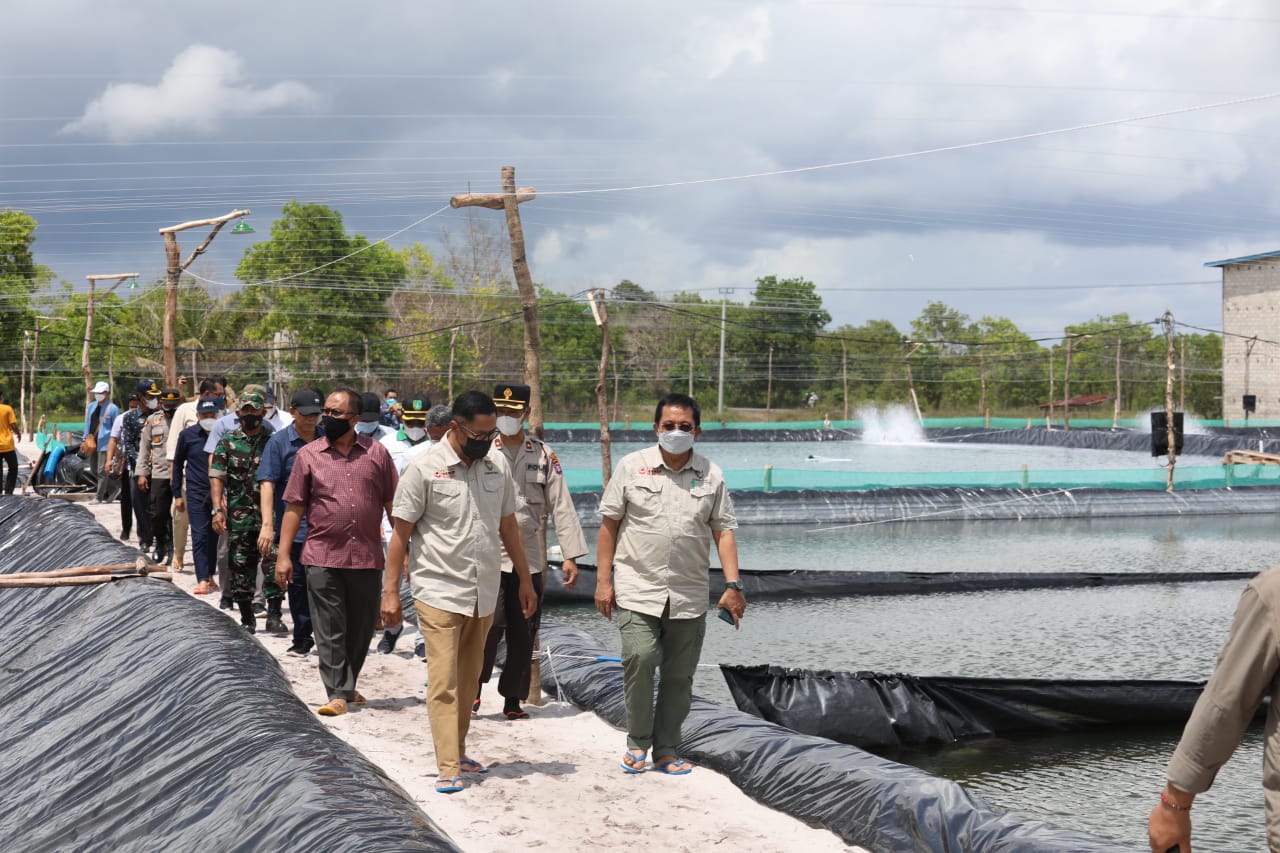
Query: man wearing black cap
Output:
[[137, 387, 183, 564], [477, 382, 589, 719], [260, 388, 324, 656], [106, 379, 158, 549], [174, 398, 221, 595], [357, 391, 396, 443]]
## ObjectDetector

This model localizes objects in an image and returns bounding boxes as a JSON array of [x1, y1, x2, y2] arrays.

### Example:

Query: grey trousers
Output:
[[306, 565, 381, 702], [618, 603, 707, 757]]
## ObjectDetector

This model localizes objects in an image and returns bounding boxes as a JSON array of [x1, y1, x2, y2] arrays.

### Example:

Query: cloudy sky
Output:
[[4, 0, 1279, 339]]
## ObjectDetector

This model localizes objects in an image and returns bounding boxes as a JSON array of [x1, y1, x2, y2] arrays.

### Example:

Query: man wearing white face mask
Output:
[[173, 398, 221, 595], [84, 380, 119, 503], [594, 392, 745, 777], [476, 382, 588, 720], [357, 392, 396, 443]]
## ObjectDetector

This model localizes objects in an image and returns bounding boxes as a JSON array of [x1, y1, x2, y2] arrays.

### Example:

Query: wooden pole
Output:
[[449, 168, 543, 435], [448, 327, 459, 401], [766, 344, 774, 414], [107, 341, 115, 394], [1164, 311, 1177, 492], [904, 343, 923, 424], [1179, 335, 1186, 412], [159, 209, 250, 388], [588, 290, 613, 489], [687, 338, 694, 397], [20, 330, 29, 438], [30, 320, 41, 439], [84, 274, 138, 395], [841, 338, 849, 420], [0, 573, 172, 589], [979, 345, 988, 425], [1047, 346, 1055, 429], [611, 352, 620, 424], [1063, 337, 1073, 430], [1113, 338, 1122, 430]]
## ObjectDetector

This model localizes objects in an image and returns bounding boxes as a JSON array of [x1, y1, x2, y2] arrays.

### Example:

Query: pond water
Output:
[[542, 435, 1273, 850]]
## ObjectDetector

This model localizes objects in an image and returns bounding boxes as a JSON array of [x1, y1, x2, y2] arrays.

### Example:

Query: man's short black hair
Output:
[[654, 392, 701, 427], [452, 390, 497, 421], [198, 378, 222, 394], [330, 387, 362, 415]]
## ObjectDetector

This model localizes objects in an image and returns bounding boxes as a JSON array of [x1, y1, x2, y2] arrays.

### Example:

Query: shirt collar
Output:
[[640, 444, 700, 473]]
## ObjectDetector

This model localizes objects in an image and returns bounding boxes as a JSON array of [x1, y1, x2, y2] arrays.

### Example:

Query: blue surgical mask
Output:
[[355, 421, 380, 435]]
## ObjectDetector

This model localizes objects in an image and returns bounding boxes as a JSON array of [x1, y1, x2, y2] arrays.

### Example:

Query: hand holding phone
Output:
[[718, 606, 737, 628]]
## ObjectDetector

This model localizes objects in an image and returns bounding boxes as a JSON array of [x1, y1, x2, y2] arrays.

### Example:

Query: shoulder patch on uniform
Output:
[[549, 451, 561, 474], [525, 439, 534, 451]]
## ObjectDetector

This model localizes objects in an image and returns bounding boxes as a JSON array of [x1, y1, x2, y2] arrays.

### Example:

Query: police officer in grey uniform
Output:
[[477, 382, 589, 719]]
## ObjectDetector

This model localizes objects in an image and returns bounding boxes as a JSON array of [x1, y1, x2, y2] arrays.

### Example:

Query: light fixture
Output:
[[231, 220, 255, 234]]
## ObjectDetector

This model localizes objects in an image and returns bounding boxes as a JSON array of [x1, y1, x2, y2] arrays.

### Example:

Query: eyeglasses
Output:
[[658, 421, 696, 433], [320, 408, 356, 418], [456, 422, 497, 442]]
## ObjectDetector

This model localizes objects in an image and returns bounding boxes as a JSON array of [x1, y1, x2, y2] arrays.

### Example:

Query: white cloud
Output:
[[60, 44, 322, 142], [687, 7, 771, 80]]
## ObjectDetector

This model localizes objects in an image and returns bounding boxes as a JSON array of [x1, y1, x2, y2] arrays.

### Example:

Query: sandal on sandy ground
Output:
[[653, 756, 693, 775], [317, 698, 348, 717], [435, 776, 464, 794], [350, 692, 367, 706], [459, 758, 489, 774], [193, 581, 214, 595], [619, 749, 647, 774]]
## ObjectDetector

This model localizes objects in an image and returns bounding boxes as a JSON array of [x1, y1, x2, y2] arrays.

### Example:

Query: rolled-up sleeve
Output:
[[1167, 584, 1278, 793]]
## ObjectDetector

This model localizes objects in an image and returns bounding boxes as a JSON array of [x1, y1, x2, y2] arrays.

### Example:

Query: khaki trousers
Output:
[[171, 503, 189, 568], [417, 600, 493, 779]]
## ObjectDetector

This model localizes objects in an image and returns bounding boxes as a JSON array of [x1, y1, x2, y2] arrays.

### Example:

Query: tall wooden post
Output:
[[84, 274, 138, 394], [588, 290, 612, 489], [1179, 336, 1186, 412], [450, 169, 544, 435], [766, 344, 774, 414], [687, 339, 694, 397], [904, 343, 924, 424], [1113, 338, 1122, 430], [159, 209, 251, 389], [841, 339, 849, 420], [1063, 337, 1074, 430], [20, 330, 29, 438], [1047, 346, 1055, 429], [448, 327, 459, 400], [1164, 311, 1177, 492]]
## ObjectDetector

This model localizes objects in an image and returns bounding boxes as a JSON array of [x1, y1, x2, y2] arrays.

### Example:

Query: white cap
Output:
[[91, 381, 109, 394]]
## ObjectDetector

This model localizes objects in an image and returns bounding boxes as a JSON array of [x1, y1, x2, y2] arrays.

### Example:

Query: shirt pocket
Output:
[[523, 468, 546, 504], [431, 479, 464, 505], [626, 477, 665, 521]]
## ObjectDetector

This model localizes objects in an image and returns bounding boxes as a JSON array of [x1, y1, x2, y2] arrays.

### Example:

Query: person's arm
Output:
[[1147, 582, 1278, 852], [594, 515, 620, 620], [713, 528, 745, 628], [208, 438, 229, 533], [273, 503, 305, 589], [172, 434, 189, 509], [135, 421, 152, 489], [498, 513, 538, 619], [105, 435, 120, 476], [545, 448, 588, 588], [381, 517, 413, 628], [258, 480, 276, 556]]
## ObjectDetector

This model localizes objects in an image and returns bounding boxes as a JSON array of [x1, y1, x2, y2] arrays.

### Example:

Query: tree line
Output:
[[0, 203, 1224, 420]]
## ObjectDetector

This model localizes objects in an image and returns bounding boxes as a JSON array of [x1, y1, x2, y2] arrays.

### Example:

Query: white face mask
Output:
[[496, 415, 523, 436], [198, 418, 217, 431], [145, 397, 159, 410], [95, 393, 107, 403], [657, 429, 695, 455], [404, 426, 427, 443], [354, 421, 380, 435]]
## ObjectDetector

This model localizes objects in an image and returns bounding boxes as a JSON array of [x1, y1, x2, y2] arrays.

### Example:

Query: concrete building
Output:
[[1207, 250, 1280, 423]]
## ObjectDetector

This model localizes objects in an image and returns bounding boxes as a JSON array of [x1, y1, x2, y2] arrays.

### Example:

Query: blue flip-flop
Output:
[[619, 749, 648, 774], [459, 758, 489, 775], [435, 776, 464, 794], [653, 757, 694, 776]]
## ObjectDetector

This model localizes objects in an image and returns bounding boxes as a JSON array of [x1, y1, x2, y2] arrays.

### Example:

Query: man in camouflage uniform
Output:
[[136, 387, 182, 564], [210, 391, 283, 634]]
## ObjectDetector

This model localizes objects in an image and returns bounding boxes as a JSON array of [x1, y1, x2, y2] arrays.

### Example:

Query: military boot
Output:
[[265, 599, 288, 636], [238, 600, 257, 633]]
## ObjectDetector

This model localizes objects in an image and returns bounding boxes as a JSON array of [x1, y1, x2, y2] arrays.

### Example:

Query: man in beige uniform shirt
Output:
[[595, 392, 746, 777], [477, 382, 589, 720], [383, 390, 538, 795], [1148, 567, 1280, 852]]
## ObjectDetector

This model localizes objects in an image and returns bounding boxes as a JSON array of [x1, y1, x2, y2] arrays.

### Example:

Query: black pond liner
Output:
[[719, 666, 1263, 750], [536, 622, 1126, 852], [0, 496, 457, 852], [541, 562, 1258, 605]]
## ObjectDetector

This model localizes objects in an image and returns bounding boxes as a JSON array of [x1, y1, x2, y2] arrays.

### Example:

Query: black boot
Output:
[[238, 600, 257, 633], [265, 599, 288, 636]]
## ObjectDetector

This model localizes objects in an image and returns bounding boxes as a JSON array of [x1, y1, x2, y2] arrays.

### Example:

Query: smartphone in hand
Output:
[[718, 607, 736, 626]]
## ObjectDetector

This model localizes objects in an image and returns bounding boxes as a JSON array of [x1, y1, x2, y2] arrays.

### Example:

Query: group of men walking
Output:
[[93, 375, 746, 795]]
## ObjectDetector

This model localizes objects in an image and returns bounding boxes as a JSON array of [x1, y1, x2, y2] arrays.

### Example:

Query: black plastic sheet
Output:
[[537, 623, 1126, 852], [720, 665, 1257, 750], [929, 425, 1280, 456], [541, 562, 1257, 605], [0, 496, 457, 852]]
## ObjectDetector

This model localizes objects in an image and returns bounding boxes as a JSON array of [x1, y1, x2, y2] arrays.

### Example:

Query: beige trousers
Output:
[[417, 600, 493, 779], [172, 503, 189, 568]]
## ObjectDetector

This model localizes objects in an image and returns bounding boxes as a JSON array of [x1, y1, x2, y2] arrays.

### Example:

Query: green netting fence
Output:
[[561, 464, 1280, 493]]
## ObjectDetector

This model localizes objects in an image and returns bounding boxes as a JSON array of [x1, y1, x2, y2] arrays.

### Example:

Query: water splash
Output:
[[858, 405, 927, 444]]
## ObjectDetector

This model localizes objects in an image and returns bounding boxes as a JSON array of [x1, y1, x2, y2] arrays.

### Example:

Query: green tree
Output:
[[236, 201, 407, 387], [736, 276, 831, 407], [0, 210, 55, 394], [909, 301, 970, 410]]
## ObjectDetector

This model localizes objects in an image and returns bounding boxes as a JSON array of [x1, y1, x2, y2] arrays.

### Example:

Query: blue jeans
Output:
[[186, 492, 217, 583]]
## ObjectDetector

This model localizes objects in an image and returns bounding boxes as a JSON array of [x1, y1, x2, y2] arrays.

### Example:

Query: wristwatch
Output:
[[212, 508, 226, 516], [724, 580, 744, 591]]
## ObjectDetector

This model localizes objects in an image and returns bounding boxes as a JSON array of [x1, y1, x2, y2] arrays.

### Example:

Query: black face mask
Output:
[[322, 416, 351, 441], [162, 406, 178, 419], [462, 437, 491, 461], [239, 414, 262, 431]]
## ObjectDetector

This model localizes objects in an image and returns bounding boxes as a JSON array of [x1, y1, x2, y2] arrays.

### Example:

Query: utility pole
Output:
[[1046, 346, 1055, 429], [1063, 336, 1074, 431], [1164, 311, 1177, 492], [1179, 336, 1186, 412], [450, 167, 544, 435], [1113, 338, 1122, 430], [765, 344, 774, 415], [841, 338, 849, 420], [587, 289, 612, 489], [448, 328, 460, 401], [904, 342, 924, 424], [717, 288, 733, 415], [83, 274, 138, 393], [159, 208, 251, 388], [20, 330, 29, 438], [687, 339, 694, 397]]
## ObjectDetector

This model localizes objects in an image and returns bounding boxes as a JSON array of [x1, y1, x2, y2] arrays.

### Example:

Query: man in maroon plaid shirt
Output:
[[278, 388, 398, 717]]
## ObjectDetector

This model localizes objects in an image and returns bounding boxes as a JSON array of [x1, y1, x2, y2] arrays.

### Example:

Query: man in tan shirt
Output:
[[595, 392, 745, 776], [477, 382, 589, 720], [383, 390, 538, 795], [1148, 567, 1280, 851]]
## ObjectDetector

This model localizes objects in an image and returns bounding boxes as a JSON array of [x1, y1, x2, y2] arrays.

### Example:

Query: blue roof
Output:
[[1205, 249, 1280, 268]]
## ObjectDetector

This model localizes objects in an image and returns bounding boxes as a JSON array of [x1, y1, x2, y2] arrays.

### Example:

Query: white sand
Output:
[[21, 437, 857, 852]]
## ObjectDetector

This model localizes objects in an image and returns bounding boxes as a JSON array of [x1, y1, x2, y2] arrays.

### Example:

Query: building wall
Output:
[[1221, 257, 1280, 423]]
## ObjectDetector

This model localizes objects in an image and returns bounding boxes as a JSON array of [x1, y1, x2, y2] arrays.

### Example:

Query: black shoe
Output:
[[219, 596, 234, 611], [285, 641, 312, 657], [252, 601, 266, 616], [238, 600, 257, 634], [265, 600, 288, 636], [376, 625, 403, 654], [414, 638, 425, 659]]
